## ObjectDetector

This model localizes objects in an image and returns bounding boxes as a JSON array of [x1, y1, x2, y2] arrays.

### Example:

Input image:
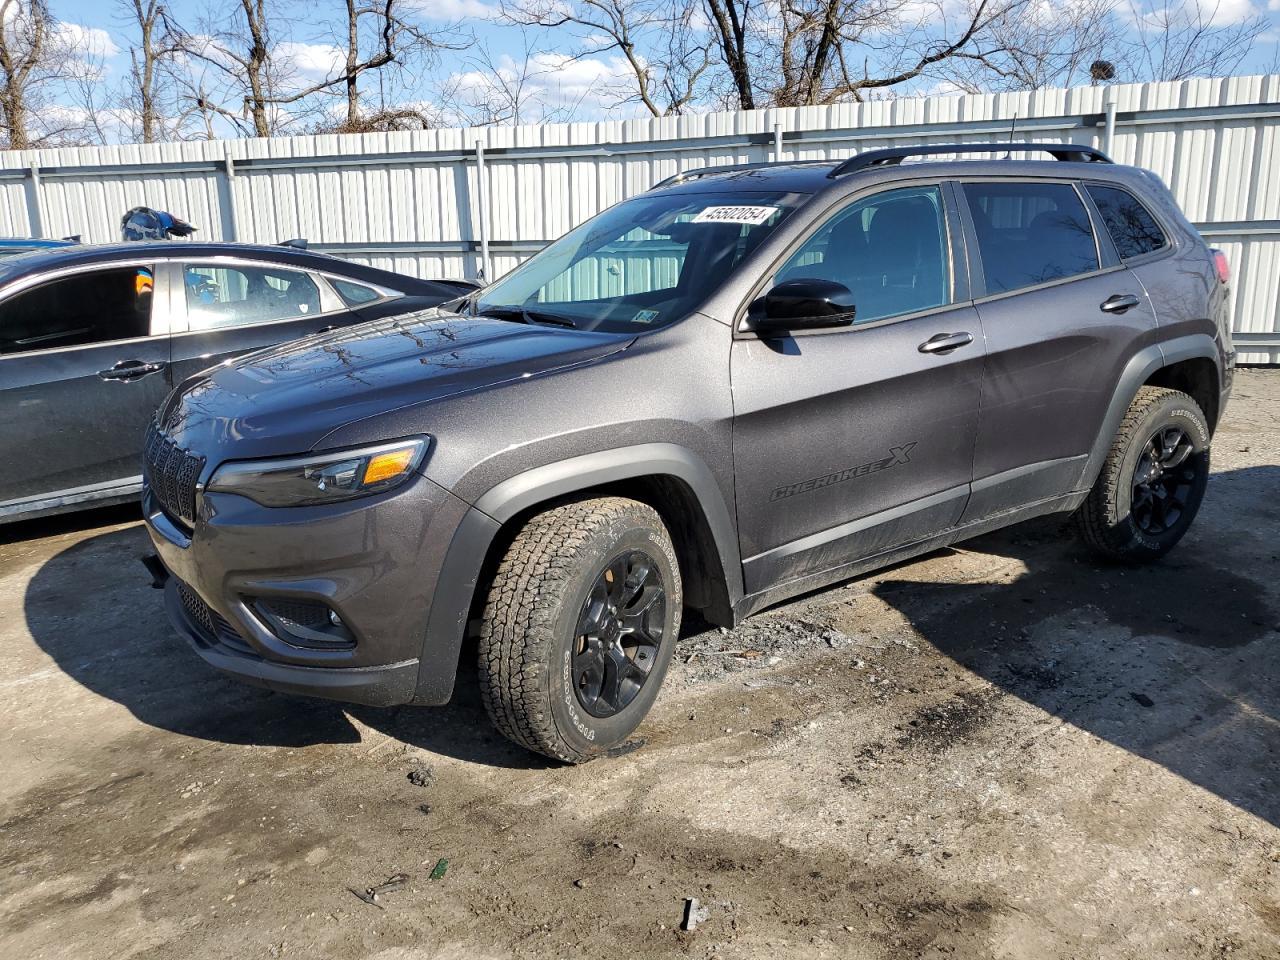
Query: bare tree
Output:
[[0, 0, 53, 148], [1123, 0, 1267, 82], [0, 0, 109, 148], [500, 0, 714, 116], [944, 0, 1126, 91], [319, 0, 468, 133], [115, 0, 187, 142], [174, 0, 465, 137]]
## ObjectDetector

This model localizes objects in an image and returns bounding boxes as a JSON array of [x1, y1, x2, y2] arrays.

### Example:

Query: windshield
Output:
[[473, 190, 805, 332]]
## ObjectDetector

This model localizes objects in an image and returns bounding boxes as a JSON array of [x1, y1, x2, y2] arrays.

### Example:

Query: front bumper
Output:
[[145, 471, 485, 707]]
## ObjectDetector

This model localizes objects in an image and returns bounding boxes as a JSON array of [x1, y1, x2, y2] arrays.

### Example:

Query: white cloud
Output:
[[1125, 0, 1262, 28], [275, 41, 346, 81], [446, 50, 649, 121], [400, 0, 497, 19], [54, 22, 121, 60]]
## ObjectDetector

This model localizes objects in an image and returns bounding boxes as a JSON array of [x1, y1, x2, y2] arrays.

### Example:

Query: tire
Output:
[[476, 497, 683, 763], [1075, 386, 1211, 562]]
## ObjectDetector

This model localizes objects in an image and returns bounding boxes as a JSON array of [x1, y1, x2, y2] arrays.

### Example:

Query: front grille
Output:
[[177, 580, 214, 635], [175, 580, 256, 656], [144, 421, 205, 528]]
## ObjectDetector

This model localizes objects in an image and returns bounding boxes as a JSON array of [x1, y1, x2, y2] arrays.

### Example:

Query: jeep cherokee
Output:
[[142, 142, 1235, 762]]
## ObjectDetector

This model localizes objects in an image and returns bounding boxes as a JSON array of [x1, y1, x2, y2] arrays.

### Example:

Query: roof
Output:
[[649, 143, 1138, 199], [652, 162, 841, 195], [0, 240, 471, 298], [0, 237, 76, 249], [0, 240, 345, 284]]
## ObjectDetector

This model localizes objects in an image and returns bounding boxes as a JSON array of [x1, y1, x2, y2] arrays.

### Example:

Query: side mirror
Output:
[[751, 278, 856, 334]]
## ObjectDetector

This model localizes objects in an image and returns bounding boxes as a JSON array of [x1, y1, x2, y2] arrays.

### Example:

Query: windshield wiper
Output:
[[476, 304, 578, 329]]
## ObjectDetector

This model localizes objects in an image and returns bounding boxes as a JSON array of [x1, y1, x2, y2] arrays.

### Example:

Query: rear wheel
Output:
[[1075, 386, 1210, 562], [477, 497, 682, 763]]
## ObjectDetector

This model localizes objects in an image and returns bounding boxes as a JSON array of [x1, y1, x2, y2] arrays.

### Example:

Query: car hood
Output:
[[158, 309, 633, 461]]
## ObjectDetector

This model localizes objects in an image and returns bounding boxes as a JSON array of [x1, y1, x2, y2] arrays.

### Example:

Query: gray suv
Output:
[[142, 142, 1235, 762]]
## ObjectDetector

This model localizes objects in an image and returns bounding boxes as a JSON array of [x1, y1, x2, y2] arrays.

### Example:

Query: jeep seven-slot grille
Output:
[[144, 421, 205, 528]]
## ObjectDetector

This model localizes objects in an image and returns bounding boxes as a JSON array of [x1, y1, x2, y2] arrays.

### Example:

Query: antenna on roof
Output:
[[1003, 114, 1018, 159]]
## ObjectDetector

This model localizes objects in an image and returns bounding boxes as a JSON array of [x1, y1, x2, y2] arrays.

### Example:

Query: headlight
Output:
[[206, 437, 430, 507]]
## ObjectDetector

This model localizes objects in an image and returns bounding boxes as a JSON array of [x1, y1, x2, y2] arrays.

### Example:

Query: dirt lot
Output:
[[2, 370, 1278, 960]]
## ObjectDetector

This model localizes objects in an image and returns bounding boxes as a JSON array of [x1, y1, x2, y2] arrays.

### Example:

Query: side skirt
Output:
[[733, 490, 1086, 622]]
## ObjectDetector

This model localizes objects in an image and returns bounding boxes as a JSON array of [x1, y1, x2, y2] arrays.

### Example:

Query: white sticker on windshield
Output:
[[691, 205, 778, 226], [632, 309, 660, 323]]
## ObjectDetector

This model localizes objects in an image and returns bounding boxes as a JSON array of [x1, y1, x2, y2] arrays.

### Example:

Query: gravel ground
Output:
[[1, 369, 1277, 960]]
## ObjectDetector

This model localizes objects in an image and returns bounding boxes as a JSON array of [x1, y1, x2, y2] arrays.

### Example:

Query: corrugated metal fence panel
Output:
[[0, 75, 1277, 360]]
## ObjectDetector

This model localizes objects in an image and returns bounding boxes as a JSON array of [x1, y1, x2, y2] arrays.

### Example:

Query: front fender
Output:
[[412, 443, 742, 705]]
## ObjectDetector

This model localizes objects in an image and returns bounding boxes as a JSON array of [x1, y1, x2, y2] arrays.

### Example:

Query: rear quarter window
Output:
[[331, 278, 382, 306], [1086, 184, 1167, 260]]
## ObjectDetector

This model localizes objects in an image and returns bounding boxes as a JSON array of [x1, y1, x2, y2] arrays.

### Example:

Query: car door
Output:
[[731, 182, 986, 596], [955, 178, 1162, 523], [0, 261, 171, 514], [167, 259, 380, 386]]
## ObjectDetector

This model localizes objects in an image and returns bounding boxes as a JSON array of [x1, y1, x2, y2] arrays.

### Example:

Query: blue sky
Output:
[[37, 0, 1280, 140]]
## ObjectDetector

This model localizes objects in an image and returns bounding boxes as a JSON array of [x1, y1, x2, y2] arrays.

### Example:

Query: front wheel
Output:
[[476, 497, 682, 763], [1075, 386, 1211, 562]]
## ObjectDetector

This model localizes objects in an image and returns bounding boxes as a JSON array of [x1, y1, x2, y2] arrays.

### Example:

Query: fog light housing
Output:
[[249, 597, 355, 650]]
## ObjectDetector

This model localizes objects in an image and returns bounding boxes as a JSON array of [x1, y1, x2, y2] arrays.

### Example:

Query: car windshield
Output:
[[472, 190, 806, 333]]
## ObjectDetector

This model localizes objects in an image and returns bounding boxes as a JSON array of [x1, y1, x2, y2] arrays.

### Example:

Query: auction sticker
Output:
[[692, 205, 778, 226]]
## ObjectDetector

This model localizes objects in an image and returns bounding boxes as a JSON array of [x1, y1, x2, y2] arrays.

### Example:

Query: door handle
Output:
[[1100, 294, 1141, 314], [317, 324, 340, 333], [98, 359, 167, 382], [918, 331, 973, 354]]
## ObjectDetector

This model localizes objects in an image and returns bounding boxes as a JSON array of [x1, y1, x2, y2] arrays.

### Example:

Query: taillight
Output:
[[1210, 248, 1230, 284]]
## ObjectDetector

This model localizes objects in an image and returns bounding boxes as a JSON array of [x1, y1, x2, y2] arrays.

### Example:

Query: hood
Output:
[[158, 308, 632, 461]]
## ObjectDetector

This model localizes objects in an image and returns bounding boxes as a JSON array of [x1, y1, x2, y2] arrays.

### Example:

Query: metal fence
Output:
[[1, 74, 1278, 361]]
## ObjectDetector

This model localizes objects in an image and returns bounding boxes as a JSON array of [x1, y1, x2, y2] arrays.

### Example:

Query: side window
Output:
[[1086, 185, 1167, 260], [184, 263, 322, 331], [774, 185, 950, 324], [330, 278, 383, 306], [0, 266, 154, 355], [962, 181, 1099, 294]]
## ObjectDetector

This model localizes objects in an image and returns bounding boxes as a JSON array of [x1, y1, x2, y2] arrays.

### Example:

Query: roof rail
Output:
[[654, 159, 832, 189], [827, 142, 1112, 179]]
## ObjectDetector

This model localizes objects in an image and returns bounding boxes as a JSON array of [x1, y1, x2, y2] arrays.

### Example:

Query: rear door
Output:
[[0, 262, 170, 513], [168, 259, 387, 386], [956, 178, 1161, 522]]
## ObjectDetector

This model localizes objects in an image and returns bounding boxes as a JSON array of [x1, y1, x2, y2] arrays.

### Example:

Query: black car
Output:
[[0, 242, 474, 523]]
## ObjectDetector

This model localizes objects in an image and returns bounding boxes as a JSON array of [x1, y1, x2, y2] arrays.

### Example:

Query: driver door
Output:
[[0, 262, 170, 513], [730, 183, 986, 596]]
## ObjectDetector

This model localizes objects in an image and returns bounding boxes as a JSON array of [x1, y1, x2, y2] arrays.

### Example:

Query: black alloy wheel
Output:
[[1131, 425, 1197, 535], [572, 550, 667, 719]]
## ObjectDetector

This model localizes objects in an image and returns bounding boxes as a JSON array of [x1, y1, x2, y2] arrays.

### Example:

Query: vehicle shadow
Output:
[[16, 466, 1278, 787], [15, 520, 548, 767], [869, 463, 1280, 829]]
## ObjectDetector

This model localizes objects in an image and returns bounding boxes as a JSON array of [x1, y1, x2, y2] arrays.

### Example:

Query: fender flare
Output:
[[413, 443, 742, 705], [1078, 334, 1220, 490]]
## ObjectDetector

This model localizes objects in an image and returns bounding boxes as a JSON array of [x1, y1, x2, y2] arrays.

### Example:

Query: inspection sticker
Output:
[[691, 205, 778, 226]]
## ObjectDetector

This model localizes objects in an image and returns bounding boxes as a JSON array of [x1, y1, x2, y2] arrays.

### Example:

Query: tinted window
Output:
[[184, 263, 322, 330], [331, 278, 382, 306], [1087, 185, 1167, 260], [963, 182, 1099, 294], [775, 185, 950, 324], [0, 266, 154, 355]]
